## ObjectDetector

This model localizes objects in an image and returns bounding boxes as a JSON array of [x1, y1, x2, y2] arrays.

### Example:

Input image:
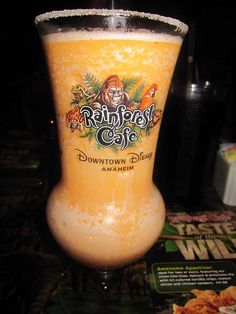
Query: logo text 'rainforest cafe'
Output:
[[65, 74, 163, 150], [80, 104, 154, 149]]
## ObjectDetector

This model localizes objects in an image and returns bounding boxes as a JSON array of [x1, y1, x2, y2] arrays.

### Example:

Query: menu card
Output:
[[146, 209, 236, 314]]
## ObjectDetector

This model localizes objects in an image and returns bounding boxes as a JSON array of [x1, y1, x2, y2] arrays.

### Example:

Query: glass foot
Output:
[[43, 262, 153, 313]]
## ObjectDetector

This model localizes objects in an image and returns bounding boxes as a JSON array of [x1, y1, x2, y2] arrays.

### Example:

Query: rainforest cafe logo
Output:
[[80, 104, 154, 149], [65, 74, 162, 150]]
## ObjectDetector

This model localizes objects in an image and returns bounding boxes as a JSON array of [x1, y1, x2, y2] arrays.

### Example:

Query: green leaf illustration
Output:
[[132, 125, 142, 135], [122, 78, 140, 92], [129, 84, 145, 103], [165, 240, 179, 253], [95, 142, 103, 150], [83, 73, 102, 95], [80, 128, 96, 139], [111, 145, 119, 153]]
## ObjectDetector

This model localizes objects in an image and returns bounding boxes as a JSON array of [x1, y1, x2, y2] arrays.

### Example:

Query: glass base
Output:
[[43, 262, 154, 314]]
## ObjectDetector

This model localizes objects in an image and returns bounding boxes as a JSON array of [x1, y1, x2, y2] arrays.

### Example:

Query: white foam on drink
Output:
[[47, 188, 165, 268], [43, 29, 183, 44], [35, 9, 188, 35]]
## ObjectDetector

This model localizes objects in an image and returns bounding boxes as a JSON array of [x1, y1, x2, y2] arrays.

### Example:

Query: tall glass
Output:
[[35, 9, 187, 271]]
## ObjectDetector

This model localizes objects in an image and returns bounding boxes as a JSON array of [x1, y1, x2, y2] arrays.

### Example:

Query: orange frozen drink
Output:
[[36, 9, 187, 269]]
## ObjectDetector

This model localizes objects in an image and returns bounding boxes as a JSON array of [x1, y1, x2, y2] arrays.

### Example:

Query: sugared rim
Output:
[[35, 9, 188, 35]]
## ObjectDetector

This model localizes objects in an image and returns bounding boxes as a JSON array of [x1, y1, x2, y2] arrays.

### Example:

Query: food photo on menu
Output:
[[146, 210, 236, 314]]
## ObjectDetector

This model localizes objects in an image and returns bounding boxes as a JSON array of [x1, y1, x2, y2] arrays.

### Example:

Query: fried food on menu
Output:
[[191, 289, 222, 308], [173, 287, 236, 314], [220, 286, 236, 306]]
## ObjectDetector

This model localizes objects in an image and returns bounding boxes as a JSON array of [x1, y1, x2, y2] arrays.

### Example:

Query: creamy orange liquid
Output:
[[43, 31, 182, 269]]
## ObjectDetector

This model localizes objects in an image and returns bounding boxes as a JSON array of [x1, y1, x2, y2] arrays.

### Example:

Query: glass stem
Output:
[[92, 269, 116, 298]]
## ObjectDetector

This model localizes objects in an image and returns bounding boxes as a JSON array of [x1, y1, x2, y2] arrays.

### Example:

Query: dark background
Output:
[[0, 0, 235, 138]]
